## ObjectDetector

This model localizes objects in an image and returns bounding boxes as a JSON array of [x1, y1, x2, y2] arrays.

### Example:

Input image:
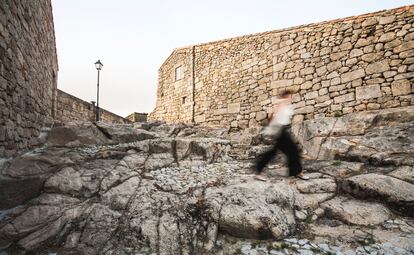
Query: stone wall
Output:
[[152, 48, 195, 123], [0, 0, 58, 157], [126, 112, 148, 122], [149, 5, 414, 128], [55, 89, 131, 124]]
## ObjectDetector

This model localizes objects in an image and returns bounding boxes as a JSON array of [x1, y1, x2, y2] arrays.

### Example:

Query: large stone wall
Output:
[[0, 0, 58, 157], [152, 48, 195, 123], [56, 89, 130, 124], [150, 6, 414, 127]]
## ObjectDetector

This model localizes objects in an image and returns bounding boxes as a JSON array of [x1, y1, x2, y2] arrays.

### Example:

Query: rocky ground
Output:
[[0, 106, 413, 254]]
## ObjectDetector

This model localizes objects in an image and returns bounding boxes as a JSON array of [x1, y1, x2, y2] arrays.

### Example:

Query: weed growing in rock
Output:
[[334, 111, 342, 117], [331, 160, 342, 166], [169, 192, 218, 255]]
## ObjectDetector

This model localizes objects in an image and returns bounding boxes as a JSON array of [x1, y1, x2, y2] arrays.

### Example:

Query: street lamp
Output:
[[94, 60, 103, 121]]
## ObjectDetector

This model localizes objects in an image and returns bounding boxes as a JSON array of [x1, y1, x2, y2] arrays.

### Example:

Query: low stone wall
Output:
[[126, 112, 148, 122], [0, 0, 58, 157], [55, 89, 130, 124], [150, 5, 414, 128]]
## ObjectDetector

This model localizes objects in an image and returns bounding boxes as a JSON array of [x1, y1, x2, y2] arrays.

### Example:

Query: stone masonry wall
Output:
[[152, 48, 194, 123], [126, 112, 148, 122], [0, 0, 58, 157], [149, 6, 414, 128], [55, 89, 131, 124]]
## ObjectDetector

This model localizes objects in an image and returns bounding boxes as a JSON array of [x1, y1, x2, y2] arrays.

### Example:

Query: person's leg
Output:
[[255, 137, 279, 174], [277, 129, 303, 177]]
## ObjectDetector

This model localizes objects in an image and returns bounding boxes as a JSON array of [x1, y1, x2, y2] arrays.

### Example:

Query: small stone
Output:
[[379, 15, 395, 25], [394, 41, 414, 53], [391, 79, 411, 96], [362, 17, 377, 27], [269, 250, 284, 255], [298, 239, 308, 245], [304, 91, 319, 100], [331, 77, 341, 86], [330, 51, 348, 61], [271, 79, 293, 89], [302, 244, 311, 249], [334, 93, 354, 104], [300, 81, 313, 90], [361, 53, 382, 63], [366, 60, 390, 75], [327, 71, 339, 79], [314, 208, 324, 216], [350, 49, 363, 58], [295, 210, 307, 220], [228, 103, 241, 114], [344, 250, 356, 255], [316, 66, 327, 76], [378, 32, 396, 43], [298, 249, 313, 255], [273, 62, 286, 72], [256, 111, 267, 121], [400, 49, 414, 59], [319, 88, 328, 96], [355, 84, 382, 100], [300, 67, 315, 76], [383, 71, 397, 78], [341, 69, 365, 83], [355, 38, 371, 47], [284, 238, 298, 244], [318, 243, 331, 252], [296, 106, 314, 114]]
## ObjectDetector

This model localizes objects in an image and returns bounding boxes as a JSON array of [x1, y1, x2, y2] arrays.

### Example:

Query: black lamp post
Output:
[[94, 60, 103, 121]]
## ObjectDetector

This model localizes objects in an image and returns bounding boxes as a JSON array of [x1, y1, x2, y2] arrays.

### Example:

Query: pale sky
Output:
[[52, 0, 413, 117]]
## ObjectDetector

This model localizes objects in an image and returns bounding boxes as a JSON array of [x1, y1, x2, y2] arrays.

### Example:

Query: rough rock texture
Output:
[[342, 173, 414, 216], [388, 165, 414, 184], [293, 106, 414, 162], [206, 181, 296, 239], [1, 107, 414, 254], [321, 196, 393, 225]]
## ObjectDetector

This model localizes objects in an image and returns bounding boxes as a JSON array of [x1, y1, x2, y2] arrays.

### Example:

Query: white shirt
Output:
[[275, 104, 294, 125]]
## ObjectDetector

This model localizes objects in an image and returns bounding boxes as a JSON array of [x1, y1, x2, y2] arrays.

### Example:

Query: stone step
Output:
[[341, 173, 414, 217]]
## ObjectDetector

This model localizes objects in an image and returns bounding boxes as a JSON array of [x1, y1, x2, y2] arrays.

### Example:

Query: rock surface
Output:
[[206, 181, 296, 239], [0, 106, 414, 254], [321, 196, 393, 225], [342, 173, 414, 217], [292, 106, 414, 163]]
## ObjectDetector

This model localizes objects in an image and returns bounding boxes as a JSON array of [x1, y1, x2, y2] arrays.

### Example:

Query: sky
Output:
[[52, 0, 414, 117]]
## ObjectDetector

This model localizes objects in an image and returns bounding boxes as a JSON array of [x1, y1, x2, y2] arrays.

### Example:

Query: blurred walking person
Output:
[[254, 90, 309, 181]]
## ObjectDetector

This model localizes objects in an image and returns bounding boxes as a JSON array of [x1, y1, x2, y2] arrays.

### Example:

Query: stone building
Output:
[[149, 5, 414, 128], [55, 89, 131, 124], [0, 0, 58, 157], [126, 112, 148, 122]]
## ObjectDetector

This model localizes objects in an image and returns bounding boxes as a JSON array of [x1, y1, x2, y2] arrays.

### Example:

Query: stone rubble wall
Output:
[[0, 0, 58, 157], [150, 48, 194, 123], [55, 89, 131, 124], [149, 6, 414, 128], [126, 112, 148, 122]]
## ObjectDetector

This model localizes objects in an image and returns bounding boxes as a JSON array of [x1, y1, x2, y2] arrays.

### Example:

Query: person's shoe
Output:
[[295, 173, 310, 180], [254, 174, 269, 182]]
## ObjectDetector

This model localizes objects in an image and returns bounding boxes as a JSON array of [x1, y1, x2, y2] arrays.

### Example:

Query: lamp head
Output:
[[95, 60, 103, 70]]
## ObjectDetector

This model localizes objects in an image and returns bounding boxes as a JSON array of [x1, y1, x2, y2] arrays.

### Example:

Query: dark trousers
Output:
[[255, 127, 302, 176]]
